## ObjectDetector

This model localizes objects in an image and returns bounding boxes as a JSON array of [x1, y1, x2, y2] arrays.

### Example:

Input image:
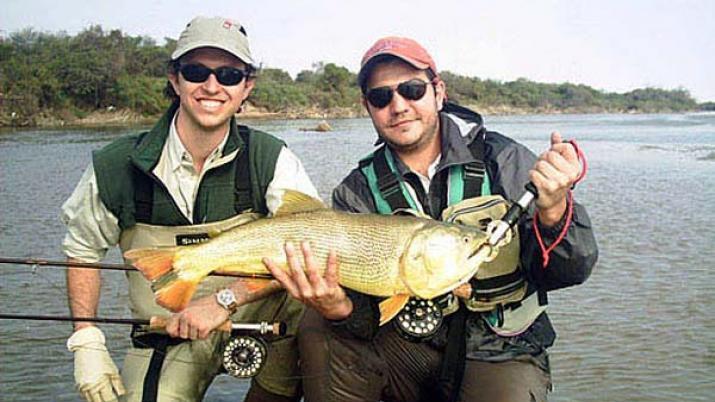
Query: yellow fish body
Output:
[[126, 191, 494, 323]]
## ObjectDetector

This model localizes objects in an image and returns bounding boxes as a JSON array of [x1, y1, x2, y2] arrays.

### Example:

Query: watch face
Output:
[[218, 289, 237, 308]]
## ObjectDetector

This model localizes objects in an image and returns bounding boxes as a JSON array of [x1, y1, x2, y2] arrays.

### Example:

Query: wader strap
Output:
[[360, 146, 418, 214], [134, 167, 154, 223], [373, 148, 413, 211], [234, 127, 253, 213], [463, 132, 488, 199], [142, 336, 168, 402], [131, 327, 188, 402], [435, 307, 467, 402]]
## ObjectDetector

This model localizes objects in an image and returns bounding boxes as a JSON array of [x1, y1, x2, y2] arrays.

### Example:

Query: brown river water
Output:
[[1, 113, 714, 401]]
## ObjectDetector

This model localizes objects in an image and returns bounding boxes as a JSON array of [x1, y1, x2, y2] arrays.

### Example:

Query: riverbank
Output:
[[0, 103, 707, 129]]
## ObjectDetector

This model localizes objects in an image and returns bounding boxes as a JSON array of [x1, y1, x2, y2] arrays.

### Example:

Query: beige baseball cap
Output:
[[171, 16, 254, 67]]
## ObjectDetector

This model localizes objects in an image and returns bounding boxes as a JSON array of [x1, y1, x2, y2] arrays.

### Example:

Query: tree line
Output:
[[0, 26, 711, 126]]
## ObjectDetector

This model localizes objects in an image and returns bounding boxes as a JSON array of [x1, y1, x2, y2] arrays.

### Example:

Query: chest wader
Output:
[[119, 214, 258, 402], [94, 123, 303, 401], [359, 135, 545, 401]]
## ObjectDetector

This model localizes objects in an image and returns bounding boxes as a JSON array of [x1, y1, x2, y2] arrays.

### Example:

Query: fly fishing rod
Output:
[[0, 313, 286, 335], [0, 257, 272, 279], [0, 313, 286, 378]]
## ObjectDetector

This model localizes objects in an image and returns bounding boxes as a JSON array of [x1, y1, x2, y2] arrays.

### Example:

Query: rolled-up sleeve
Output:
[[60, 165, 121, 262]]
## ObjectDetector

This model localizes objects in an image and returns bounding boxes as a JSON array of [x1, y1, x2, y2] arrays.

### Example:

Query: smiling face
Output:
[[168, 47, 254, 135], [363, 59, 446, 155]]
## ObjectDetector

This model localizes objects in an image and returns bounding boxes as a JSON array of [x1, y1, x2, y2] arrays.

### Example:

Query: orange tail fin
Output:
[[155, 279, 198, 312], [125, 247, 197, 311], [124, 248, 177, 281]]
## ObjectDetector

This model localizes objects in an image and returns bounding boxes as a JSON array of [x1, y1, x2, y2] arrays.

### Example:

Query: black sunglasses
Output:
[[179, 64, 248, 86], [365, 79, 431, 109]]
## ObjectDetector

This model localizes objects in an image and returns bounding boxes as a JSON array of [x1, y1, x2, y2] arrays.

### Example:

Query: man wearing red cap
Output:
[[266, 37, 598, 401]]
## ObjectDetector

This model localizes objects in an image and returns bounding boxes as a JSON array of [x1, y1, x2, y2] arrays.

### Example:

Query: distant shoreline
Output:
[[1, 103, 708, 130]]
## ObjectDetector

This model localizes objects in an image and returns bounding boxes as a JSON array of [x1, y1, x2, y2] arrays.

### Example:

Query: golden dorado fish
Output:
[[126, 190, 495, 323]]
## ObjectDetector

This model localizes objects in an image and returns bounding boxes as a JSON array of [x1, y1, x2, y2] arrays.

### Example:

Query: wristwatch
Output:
[[215, 288, 239, 314]]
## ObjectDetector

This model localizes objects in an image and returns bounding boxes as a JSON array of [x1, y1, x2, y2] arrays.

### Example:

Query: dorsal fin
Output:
[[273, 189, 326, 216]]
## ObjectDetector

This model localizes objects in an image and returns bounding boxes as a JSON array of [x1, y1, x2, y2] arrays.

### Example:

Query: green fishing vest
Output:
[[92, 103, 285, 229]]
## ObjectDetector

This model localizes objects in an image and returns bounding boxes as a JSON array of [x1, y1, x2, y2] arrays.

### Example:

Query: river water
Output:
[[1, 113, 714, 401]]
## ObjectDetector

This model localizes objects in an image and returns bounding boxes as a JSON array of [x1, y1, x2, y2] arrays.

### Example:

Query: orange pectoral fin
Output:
[[378, 294, 410, 326]]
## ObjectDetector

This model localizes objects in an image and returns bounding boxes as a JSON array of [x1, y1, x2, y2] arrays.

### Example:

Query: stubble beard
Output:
[[379, 114, 440, 156]]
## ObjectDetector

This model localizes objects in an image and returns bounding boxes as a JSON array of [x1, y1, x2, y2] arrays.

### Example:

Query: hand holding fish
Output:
[[263, 241, 353, 321], [165, 295, 230, 340], [529, 131, 581, 226]]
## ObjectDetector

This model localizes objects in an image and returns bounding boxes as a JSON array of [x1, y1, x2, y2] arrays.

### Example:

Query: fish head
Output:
[[400, 222, 491, 299]]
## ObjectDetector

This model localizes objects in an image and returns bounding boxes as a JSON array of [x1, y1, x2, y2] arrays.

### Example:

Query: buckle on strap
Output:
[[377, 172, 402, 198], [463, 161, 486, 178]]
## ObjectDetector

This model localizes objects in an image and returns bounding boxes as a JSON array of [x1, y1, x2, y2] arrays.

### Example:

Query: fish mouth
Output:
[[468, 241, 492, 260]]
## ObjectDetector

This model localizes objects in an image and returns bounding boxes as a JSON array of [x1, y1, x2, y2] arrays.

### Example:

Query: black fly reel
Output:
[[222, 335, 268, 378], [393, 297, 444, 341]]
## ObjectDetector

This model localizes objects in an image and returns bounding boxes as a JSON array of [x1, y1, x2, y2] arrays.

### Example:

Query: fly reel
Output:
[[222, 336, 267, 378], [394, 297, 444, 341]]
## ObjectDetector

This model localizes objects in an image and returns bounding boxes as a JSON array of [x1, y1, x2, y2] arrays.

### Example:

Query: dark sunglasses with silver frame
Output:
[[179, 64, 248, 86], [365, 79, 434, 109]]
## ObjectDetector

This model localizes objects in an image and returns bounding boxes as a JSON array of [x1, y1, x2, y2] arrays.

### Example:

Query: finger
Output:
[[286, 242, 313, 296], [110, 374, 126, 396], [81, 388, 98, 402], [549, 131, 579, 165], [189, 325, 199, 340], [301, 241, 325, 288], [529, 169, 555, 196], [550, 131, 563, 146], [165, 315, 179, 338], [179, 316, 190, 339], [324, 250, 340, 288], [198, 328, 210, 339], [97, 379, 117, 402], [85, 386, 102, 402], [263, 257, 302, 299], [533, 158, 563, 187]]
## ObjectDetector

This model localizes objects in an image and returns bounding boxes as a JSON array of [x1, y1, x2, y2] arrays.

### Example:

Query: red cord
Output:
[[533, 140, 587, 268]]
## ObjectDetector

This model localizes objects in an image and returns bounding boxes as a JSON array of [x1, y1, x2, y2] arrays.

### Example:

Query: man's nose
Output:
[[202, 72, 221, 92], [388, 90, 410, 114]]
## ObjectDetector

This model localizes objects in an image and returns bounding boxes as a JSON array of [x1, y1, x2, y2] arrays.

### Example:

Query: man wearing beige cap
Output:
[[62, 16, 313, 402], [266, 37, 598, 401]]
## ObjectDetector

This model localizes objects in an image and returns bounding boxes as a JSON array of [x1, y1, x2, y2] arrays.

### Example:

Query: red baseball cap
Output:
[[357, 36, 439, 90]]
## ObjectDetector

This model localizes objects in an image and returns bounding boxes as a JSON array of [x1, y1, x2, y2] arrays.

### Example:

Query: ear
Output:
[[362, 96, 377, 118], [168, 73, 180, 96], [240, 78, 256, 102], [434, 79, 447, 110]]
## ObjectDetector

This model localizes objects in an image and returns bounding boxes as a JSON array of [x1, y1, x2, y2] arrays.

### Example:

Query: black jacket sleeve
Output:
[[485, 131, 598, 292]]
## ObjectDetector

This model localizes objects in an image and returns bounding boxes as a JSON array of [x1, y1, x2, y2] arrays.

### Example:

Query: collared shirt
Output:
[[158, 112, 233, 220], [61, 114, 319, 262]]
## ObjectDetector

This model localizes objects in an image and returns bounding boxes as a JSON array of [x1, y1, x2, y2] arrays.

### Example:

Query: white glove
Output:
[[67, 326, 126, 402]]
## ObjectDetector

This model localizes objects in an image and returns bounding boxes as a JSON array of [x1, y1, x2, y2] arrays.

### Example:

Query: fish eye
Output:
[[463, 236, 470, 243]]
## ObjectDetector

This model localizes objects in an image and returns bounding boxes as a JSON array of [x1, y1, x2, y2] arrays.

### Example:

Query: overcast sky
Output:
[[2, 0, 713, 101]]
